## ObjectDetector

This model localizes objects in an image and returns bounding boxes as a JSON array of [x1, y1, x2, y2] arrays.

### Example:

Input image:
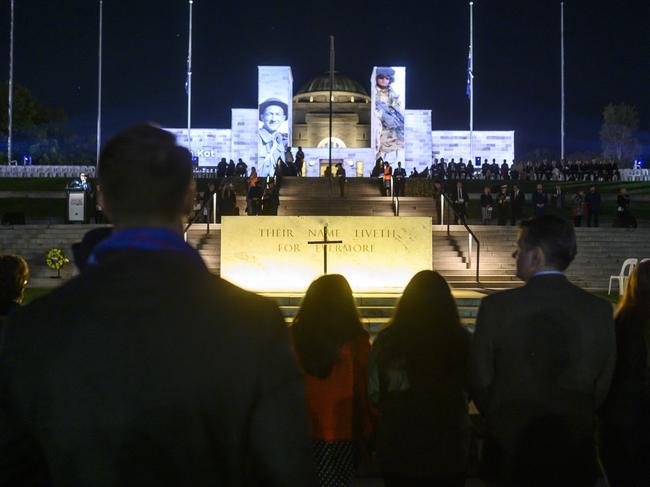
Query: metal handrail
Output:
[[438, 190, 481, 283], [183, 190, 216, 240], [393, 194, 400, 216]]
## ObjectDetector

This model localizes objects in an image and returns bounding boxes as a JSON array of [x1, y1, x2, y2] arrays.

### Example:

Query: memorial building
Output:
[[166, 66, 515, 177], [292, 72, 372, 151]]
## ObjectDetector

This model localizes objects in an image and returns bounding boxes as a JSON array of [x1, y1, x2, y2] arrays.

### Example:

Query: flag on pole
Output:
[[185, 59, 190, 94], [466, 48, 473, 97]]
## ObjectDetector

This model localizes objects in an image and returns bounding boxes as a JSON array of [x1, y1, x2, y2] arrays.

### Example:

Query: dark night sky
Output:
[[1, 0, 649, 158]]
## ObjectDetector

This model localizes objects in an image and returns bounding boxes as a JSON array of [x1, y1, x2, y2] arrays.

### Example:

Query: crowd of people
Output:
[[446, 181, 638, 228], [1, 124, 648, 486], [427, 158, 622, 182], [210, 146, 306, 180], [201, 154, 624, 184]]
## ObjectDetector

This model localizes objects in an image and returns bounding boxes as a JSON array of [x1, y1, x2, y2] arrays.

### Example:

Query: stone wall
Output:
[[166, 128, 232, 166], [405, 110, 433, 172], [431, 131, 515, 165], [258, 67, 293, 174], [231, 109, 258, 167]]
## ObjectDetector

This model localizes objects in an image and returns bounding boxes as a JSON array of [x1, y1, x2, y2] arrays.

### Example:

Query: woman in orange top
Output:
[[292, 274, 372, 487]]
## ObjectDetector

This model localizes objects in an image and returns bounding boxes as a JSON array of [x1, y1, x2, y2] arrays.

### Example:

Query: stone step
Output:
[[278, 304, 479, 319], [441, 273, 521, 281]]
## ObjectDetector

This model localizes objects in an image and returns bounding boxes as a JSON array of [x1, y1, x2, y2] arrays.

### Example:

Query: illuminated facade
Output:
[[292, 73, 371, 150], [165, 66, 515, 176]]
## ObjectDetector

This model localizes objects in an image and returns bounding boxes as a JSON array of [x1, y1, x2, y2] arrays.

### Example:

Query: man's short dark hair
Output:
[[0, 254, 29, 303], [98, 124, 192, 222], [519, 215, 577, 271]]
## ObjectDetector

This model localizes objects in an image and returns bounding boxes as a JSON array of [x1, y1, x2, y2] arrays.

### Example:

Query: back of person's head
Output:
[[617, 260, 650, 319], [389, 271, 462, 362], [518, 216, 577, 271], [98, 124, 193, 226], [292, 274, 366, 379], [0, 255, 29, 304]]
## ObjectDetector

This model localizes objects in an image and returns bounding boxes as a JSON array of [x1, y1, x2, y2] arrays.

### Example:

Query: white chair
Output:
[[640, 258, 650, 264], [609, 258, 638, 295]]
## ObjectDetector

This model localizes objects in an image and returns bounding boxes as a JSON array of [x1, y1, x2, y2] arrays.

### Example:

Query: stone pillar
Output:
[[257, 66, 293, 176], [231, 109, 258, 171], [370, 66, 406, 164]]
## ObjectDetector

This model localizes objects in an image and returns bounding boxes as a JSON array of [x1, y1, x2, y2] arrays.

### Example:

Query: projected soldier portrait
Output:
[[373, 67, 405, 163], [258, 98, 289, 177]]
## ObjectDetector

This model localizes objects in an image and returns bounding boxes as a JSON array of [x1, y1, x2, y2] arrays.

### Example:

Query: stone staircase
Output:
[[275, 177, 436, 218], [264, 291, 484, 336], [433, 227, 521, 289], [4, 222, 649, 296], [431, 226, 650, 290], [0, 224, 109, 285], [569, 227, 650, 289], [4, 223, 649, 334]]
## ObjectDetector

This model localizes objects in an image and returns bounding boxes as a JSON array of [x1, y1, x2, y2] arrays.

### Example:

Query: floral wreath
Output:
[[46, 248, 70, 271]]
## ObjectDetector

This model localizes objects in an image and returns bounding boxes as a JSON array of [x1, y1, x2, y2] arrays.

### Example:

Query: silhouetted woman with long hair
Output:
[[0, 255, 29, 326], [292, 274, 372, 487], [600, 260, 650, 486], [368, 270, 470, 486]]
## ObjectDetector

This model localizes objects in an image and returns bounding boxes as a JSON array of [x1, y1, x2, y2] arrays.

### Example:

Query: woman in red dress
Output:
[[292, 274, 372, 486]]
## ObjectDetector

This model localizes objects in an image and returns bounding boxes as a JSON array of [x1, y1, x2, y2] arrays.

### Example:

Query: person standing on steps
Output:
[[335, 163, 347, 198], [586, 185, 601, 227], [393, 161, 406, 197]]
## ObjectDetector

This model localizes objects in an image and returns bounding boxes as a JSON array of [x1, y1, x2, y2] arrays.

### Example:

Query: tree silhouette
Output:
[[600, 103, 639, 165]]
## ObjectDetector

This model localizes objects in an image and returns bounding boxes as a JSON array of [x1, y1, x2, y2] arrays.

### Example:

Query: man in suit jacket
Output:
[[585, 185, 602, 227], [0, 125, 315, 485], [532, 184, 548, 216], [471, 215, 615, 486], [393, 161, 407, 197], [451, 181, 470, 224], [509, 184, 525, 225], [552, 184, 566, 210]]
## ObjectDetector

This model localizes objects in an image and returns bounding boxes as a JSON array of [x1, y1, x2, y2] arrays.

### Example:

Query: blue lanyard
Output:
[[87, 228, 205, 267]]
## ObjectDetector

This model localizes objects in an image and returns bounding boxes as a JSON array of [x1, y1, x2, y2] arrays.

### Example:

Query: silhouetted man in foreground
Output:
[[471, 215, 615, 486], [0, 124, 314, 485]]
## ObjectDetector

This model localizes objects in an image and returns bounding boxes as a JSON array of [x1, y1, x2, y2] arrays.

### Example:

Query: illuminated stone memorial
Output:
[[221, 216, 432, 293]]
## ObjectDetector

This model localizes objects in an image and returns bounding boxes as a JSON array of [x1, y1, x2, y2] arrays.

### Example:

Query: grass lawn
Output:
[[591, 291, 620, 306], [23, 288, 54, 304]]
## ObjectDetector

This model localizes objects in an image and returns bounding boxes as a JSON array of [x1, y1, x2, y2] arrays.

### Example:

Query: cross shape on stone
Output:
[[307, 225, 343, 275]]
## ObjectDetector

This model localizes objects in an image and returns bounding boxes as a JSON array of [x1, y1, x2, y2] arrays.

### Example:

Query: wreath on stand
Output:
[[45, 248, 70, 278]]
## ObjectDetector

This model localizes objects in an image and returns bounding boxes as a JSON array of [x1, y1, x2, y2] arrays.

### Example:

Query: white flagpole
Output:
[[7, 0, 15, 164], [560, 2, 566, 160], [187, 0, 193, 156], [469, 1, 474, 164], [328, 35, 335, 173], [96, 0, 103, 166]]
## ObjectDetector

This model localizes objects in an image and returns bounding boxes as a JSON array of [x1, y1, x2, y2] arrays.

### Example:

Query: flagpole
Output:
[[7, 0, 15, 164], [560, 2, 566, 160], [96, 0, 103, 166], [469, 1, 474, 164], [187, 0, 193, 156], [328, 35, 335, 174]]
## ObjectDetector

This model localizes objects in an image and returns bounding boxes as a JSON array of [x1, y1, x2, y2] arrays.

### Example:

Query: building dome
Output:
[[297, 72, 368, 97]]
